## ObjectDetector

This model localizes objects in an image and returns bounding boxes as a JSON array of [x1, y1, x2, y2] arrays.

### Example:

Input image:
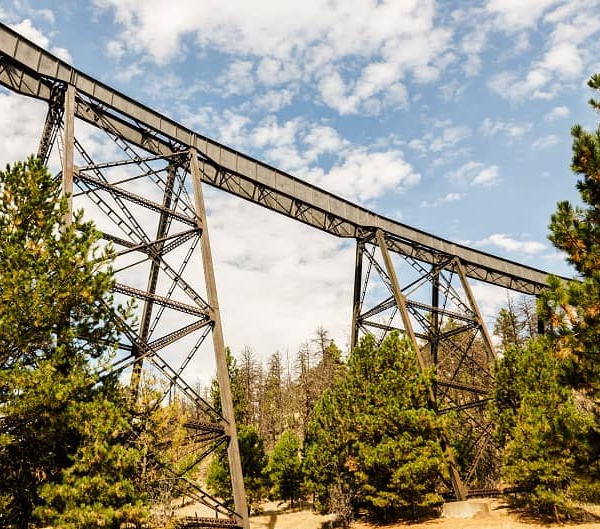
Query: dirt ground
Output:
[[248, 500, 600, 529]]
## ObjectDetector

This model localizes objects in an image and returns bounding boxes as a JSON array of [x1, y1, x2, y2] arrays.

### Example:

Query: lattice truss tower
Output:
[[351, 230, 499, 497], [37, 84, 249, 529]]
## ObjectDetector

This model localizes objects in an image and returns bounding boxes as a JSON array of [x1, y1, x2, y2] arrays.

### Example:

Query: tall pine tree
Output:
[[492, 339, 590, 518], [540, 73, 600, 395], [536, 72, 600, 507], [267, 430, 304, 507], [491, 73, 600, 519], [0, 158, 147, 528]]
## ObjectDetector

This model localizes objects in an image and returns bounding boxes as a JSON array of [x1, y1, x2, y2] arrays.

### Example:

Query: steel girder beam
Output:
[[353, 231, 499, 496], [0, 21, 569, 296]]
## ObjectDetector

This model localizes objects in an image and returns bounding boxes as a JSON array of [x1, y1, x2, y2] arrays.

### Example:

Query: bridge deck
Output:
[[0, 22, 568, 294]]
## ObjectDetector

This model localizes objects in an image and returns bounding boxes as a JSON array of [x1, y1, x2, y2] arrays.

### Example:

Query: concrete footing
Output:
[[442, 500, 491, 519]]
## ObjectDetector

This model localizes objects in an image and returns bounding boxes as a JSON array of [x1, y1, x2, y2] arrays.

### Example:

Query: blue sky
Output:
[[1, 0, 599, 367]]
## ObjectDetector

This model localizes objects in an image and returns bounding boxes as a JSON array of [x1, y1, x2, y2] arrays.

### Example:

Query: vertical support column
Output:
[[375, 229, 423, 367], [38, 109, 57, 165], [130, 162, 178, 396], [38, 85, 64, 166], [430, 267, 440, 412], [62, 84, 75, 226], [431, 266, 440, 369], [375, 229, 467, 501], [453, 258, 496, 362], [350, 238, 364, 352], [189, 150, 249, 529]]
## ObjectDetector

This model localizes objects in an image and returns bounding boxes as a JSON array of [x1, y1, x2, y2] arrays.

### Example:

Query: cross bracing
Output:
[[0, 21, 568, 515]]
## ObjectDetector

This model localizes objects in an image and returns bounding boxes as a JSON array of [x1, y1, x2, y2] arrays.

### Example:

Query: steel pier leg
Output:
[[62, 84, 75, 226], [189, 150, 249, 529], [351, 238, 364, 352], [375, 229, 467, 501]]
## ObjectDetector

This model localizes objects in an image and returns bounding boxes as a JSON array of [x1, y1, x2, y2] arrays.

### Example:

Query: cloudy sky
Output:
[[1, 0, 599, 373]]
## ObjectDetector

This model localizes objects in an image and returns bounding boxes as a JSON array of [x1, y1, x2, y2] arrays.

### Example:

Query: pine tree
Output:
[[209, 347, 249, 424], [207, 346, 268, 509], [34, 383, 148, 527], [259, 352, 286, 449], [539, 73, 600, 395], [206, 424, 268, 510], [492, 339, 590, 519], [541, 73, 600, 494], [491, 73, 600, 519], [305, 332, 447, 522], [0, 158, 147, 527], [267, 430, 304, 507]]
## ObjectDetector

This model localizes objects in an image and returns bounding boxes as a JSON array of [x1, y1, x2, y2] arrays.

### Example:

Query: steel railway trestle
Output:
[[0, 22, 567, 522]]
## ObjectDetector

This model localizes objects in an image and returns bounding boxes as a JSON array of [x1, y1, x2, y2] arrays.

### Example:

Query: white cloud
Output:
[[420, 192, 464, 208], [438, 79, 468, 102], [487, 2, 600, 103], [115, 62, 144, 82], [472, 166, 500, 186], [408, 122, 472, 159], [430, 125, 472, 152], [206, 191, 356, 358], [255, 57, 301, 86], [486, 0, 562, 30], [315, 69, 408, 116], [10, 18, 49, 48], [407, 139, 427, 154], [480, 118, 532, 139], [94, 0, 452, 115], [107, 39, 126, 60], [488, 68, 554, 101], [476, 233, 547, 254], [217, 60, 255, 97], [318, 71, 359, 115], [182, 108, 419, 204], [8, 3, 56, 24], [469, 281, 512, 328], [540, 42, 583, 79], [486, 0, 560, 31], [447, 161, 501, 187], [532, 134, 560, 149], [9, 17, 72, 62], [458, 24, 489, 76], [0, 91, 47, 166], [302, 125, 349, 160], [312, 150, 420, 203], [544, 105, 570, 120], [546, 7, 600, 45], [51, 47, 72, 62], [250, 88, 297, 113]]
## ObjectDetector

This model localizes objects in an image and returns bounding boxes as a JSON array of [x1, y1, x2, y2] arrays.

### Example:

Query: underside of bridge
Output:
[[0, 22, 559, 525]]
